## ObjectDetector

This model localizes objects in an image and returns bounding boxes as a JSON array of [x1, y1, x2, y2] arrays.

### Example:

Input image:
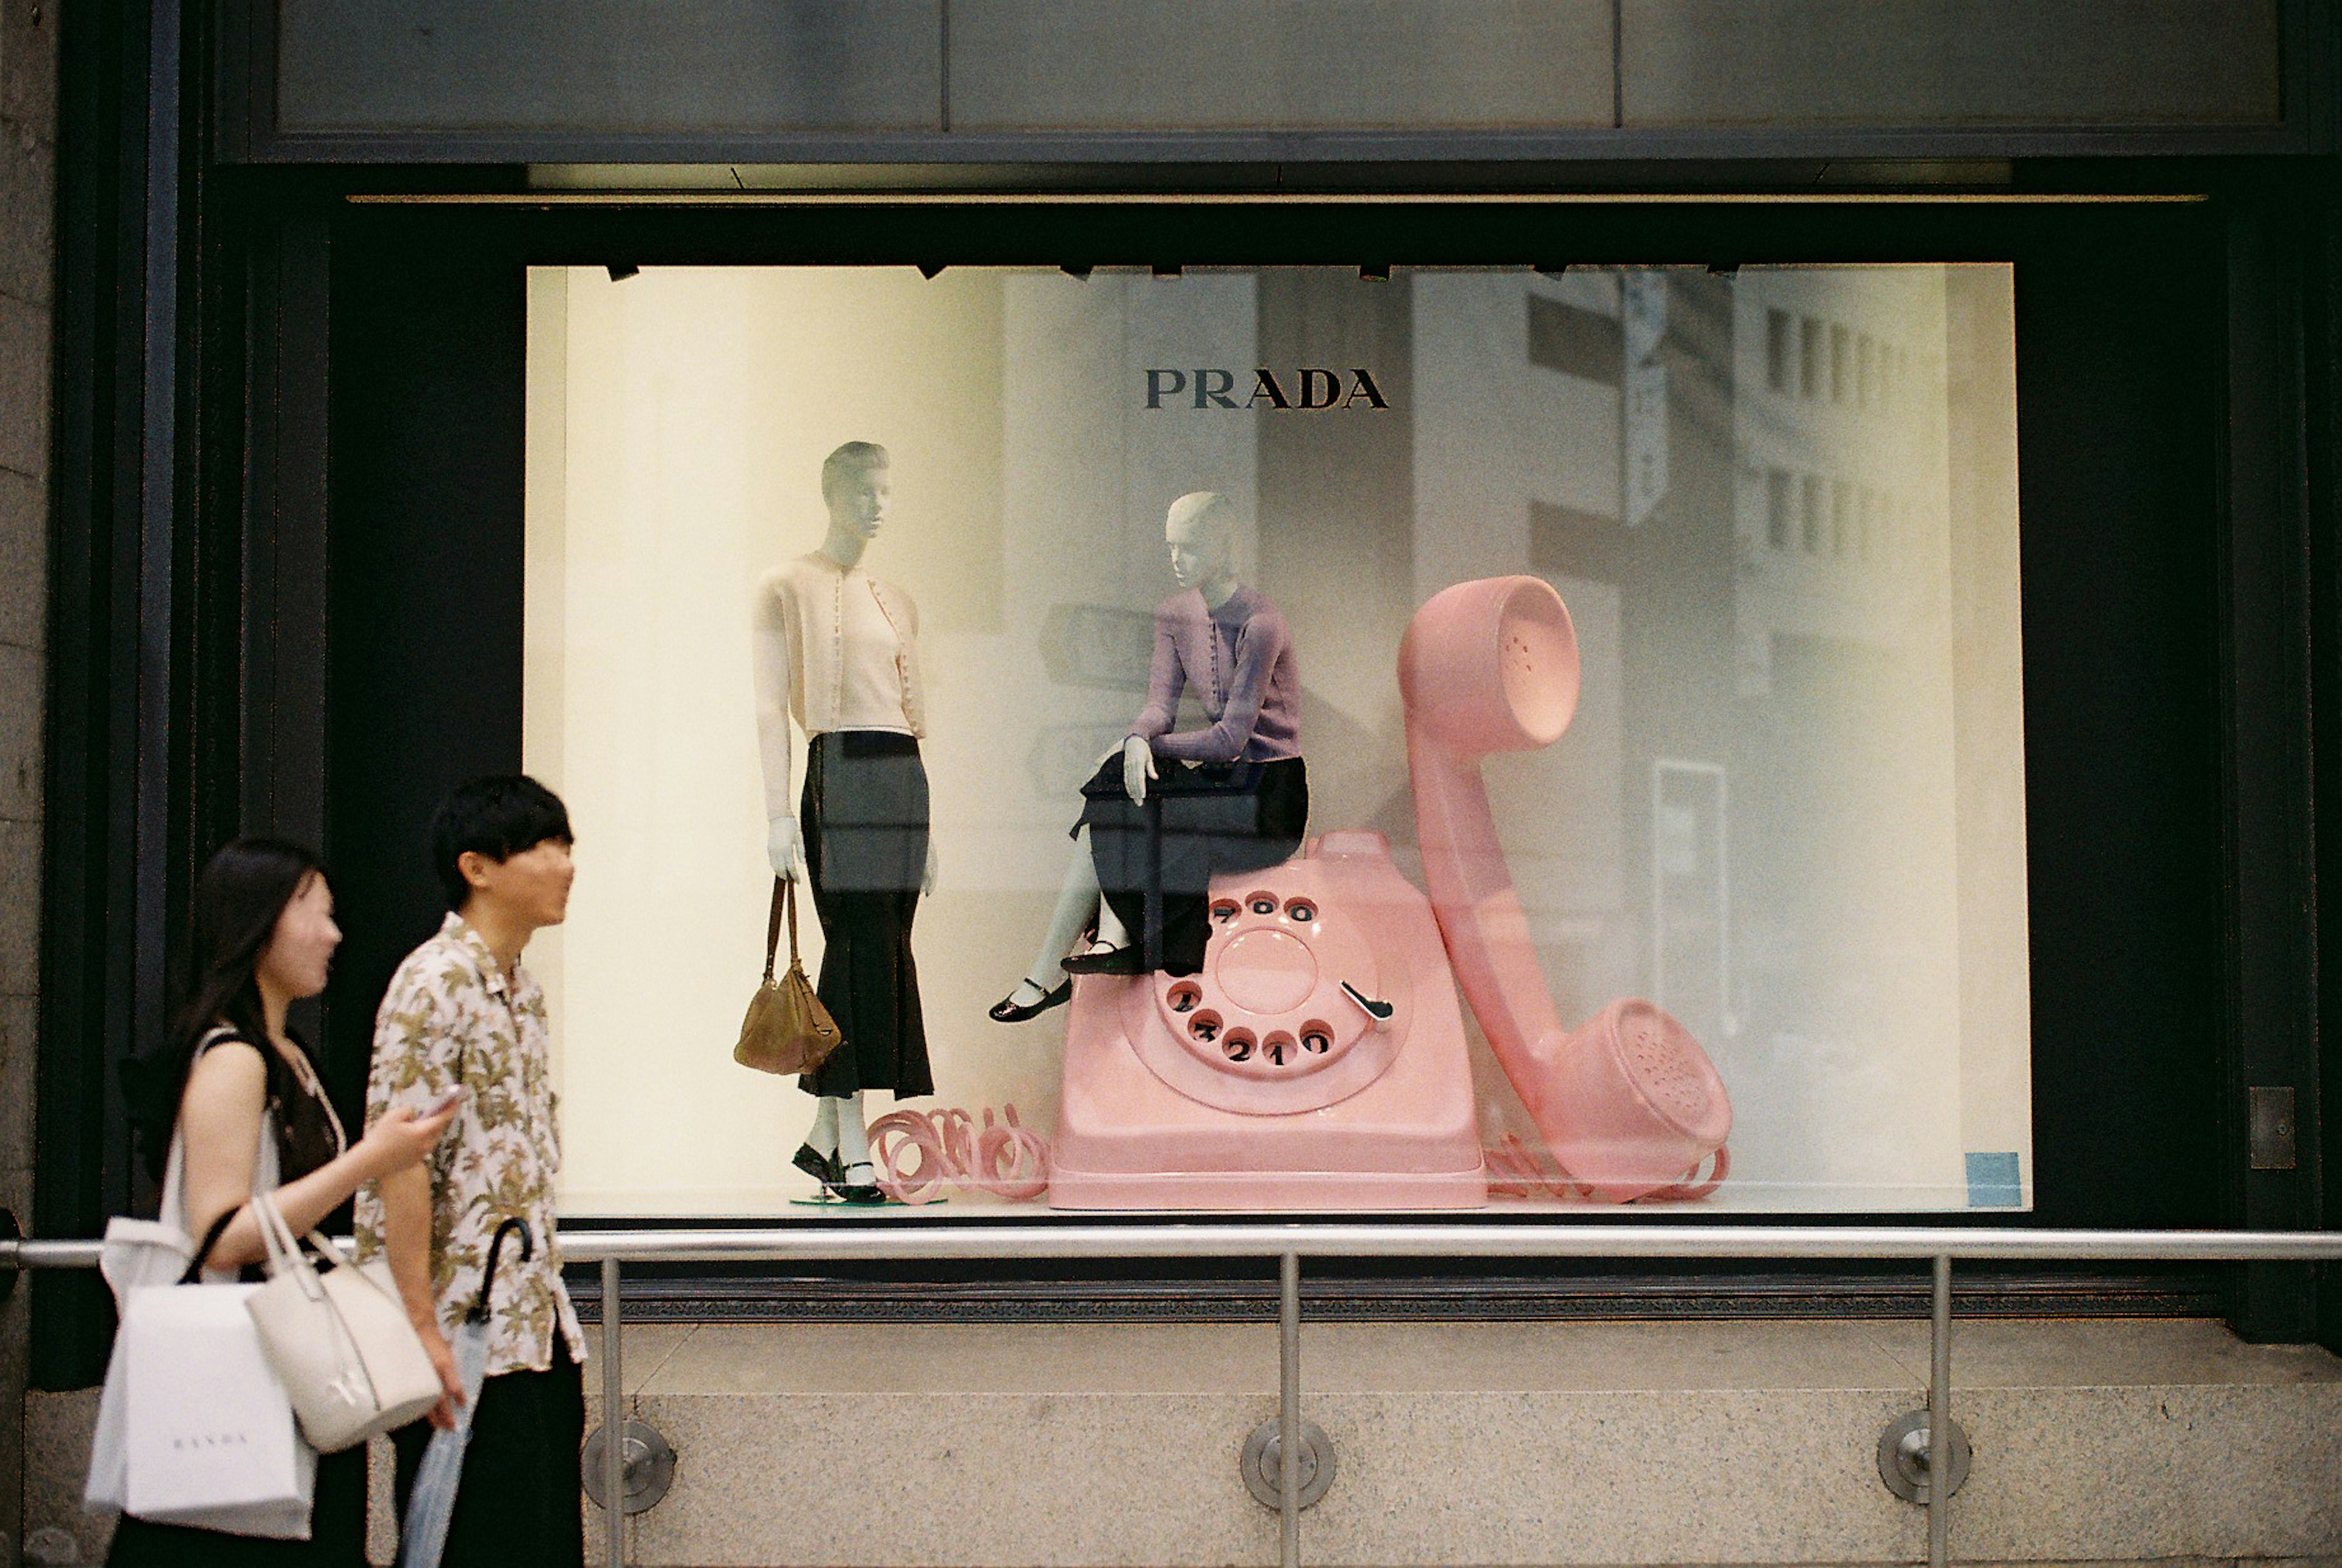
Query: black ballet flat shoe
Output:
[[792, 1142, 842, 1187], [837, 1164, 890, 1205], [988, 976, 1073, 1023], [1061, 943, 1148, 977]]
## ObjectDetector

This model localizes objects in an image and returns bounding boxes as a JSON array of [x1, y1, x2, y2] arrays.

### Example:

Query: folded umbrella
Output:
[[395, 1218, 533, 1568]]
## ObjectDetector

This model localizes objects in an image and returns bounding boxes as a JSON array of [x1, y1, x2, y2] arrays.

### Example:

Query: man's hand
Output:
[[378, 1161, 456, 1427], [417, 1319, 465, 1431]]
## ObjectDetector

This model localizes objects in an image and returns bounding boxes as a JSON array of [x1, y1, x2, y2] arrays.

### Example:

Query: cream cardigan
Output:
[[751, 553, 925, 822]]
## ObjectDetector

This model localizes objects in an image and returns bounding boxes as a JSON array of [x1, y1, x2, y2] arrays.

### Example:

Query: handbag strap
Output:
[[179, 1209, 242, 1286], [763, 876, 803, 984], [763, 877, 784, 983]]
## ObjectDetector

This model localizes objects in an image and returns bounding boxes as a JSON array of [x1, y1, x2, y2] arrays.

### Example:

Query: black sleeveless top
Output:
[[198, 1026, 346, 1180]]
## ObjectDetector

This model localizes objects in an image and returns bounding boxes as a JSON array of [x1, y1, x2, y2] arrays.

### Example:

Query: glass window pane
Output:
[[525, 263, 2030, 1216]]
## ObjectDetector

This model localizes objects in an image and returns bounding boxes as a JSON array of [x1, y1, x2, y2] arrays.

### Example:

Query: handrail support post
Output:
[[603, 1255, 625, 1568], [1280, 1250, 1301, 1568], [1929, 1251, 1952, 1568]]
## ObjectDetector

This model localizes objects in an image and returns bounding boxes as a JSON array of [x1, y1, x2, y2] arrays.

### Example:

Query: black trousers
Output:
[[1081, 756, 1309, 976], [391, 1337, 586, 1568], [800, 730, 933, 1098]]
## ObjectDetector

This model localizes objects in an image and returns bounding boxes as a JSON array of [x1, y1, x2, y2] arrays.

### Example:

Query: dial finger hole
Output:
[[1221, 1028, 1256, 1064], [1285, 899, 1316, 923], [1300, 1022, 1333, 1054], [1263, 1031, 1297, 1067], [1210, 899, 1242, 925], [1246, 891, 1278, 916], [1166, 981, 1202, 1014], [1187, 1009, 1222, 1044]]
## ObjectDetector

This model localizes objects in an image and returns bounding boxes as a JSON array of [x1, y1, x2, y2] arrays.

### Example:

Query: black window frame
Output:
[[37, 173, 2338, 1384]]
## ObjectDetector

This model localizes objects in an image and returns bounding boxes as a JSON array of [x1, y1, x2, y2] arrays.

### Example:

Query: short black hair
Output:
[[430, 774, 573, 911]]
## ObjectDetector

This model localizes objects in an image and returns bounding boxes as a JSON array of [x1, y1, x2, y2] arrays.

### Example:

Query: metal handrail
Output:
[[12, 1222, 2340, 1568], [20, 1221, 2342, 1274], [24, 1221, 2341, 1271]]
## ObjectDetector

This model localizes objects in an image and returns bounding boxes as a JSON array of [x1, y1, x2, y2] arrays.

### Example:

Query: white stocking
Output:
[[836, 1092, 873, 1178], [1021, 831, 1104, 995], [807, 1095, 840, 1158], [1095, 890, 1131, 950]]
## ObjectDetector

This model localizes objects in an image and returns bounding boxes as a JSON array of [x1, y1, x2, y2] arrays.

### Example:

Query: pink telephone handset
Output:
[[1400, 576, 1731, 1202]]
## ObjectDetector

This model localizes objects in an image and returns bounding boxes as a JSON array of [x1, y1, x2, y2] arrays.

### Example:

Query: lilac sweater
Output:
[[1128, 586, 1302, 764]]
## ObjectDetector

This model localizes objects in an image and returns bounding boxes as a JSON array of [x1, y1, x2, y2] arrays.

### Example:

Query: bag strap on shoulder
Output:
[[195, 1022, 256, 1057]]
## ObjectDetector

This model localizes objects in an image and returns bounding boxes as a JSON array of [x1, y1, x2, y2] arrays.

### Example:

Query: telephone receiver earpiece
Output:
[[1401, 576, 1731, 1202]]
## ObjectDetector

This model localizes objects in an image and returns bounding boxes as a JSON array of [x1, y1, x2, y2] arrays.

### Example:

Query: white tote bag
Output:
[[246, 1192, 443, 1452], [86, 1113, 317, 1538]]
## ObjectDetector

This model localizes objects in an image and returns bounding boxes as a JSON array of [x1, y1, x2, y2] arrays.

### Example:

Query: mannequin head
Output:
[[1165, 491, 1238, 606], [820, 441, 892, 564]]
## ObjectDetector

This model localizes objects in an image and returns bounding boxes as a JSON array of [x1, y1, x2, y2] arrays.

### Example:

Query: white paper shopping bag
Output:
[[121, 1280, 315, 1538], [84, 1217, 197, 1512]]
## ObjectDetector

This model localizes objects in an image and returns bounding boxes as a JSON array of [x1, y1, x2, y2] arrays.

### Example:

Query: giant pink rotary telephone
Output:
[[1046, 576, 1730, 1209]]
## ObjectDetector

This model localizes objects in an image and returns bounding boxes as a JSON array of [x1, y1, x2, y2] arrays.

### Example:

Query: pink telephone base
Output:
[[1047, 829, 1489, 1211]]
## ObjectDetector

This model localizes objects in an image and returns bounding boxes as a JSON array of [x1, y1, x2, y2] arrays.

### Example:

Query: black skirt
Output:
[[106, 1444, 366, 1567], [1079, 754, 1309, 976], [798, 730, 933, 1098]]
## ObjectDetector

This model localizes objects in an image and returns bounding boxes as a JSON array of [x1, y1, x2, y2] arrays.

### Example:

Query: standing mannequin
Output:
[[992, 490, 1305, 1013], [753, 442, 936, 1203]]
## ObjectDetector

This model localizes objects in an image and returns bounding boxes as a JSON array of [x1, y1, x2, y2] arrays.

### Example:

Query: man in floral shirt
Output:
[[357, 775, 586, 1565]]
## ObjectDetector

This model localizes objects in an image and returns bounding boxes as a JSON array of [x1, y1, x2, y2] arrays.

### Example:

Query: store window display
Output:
[[751, 441, 934, 1205], [530, 263, 2033, 1216]]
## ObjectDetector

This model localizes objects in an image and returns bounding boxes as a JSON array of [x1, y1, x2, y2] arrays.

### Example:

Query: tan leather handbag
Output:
[[734, 877, 842, 1076]]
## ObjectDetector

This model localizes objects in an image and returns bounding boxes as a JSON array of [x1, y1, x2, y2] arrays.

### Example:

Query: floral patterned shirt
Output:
[[354, 913, 584, 1377]]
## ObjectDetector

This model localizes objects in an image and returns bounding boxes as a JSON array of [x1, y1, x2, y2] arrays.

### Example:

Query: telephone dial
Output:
[[1047, 576, 1731, 1209]]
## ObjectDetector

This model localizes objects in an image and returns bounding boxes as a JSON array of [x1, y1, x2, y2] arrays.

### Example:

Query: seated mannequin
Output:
[[993, 491, 1306, 1018]]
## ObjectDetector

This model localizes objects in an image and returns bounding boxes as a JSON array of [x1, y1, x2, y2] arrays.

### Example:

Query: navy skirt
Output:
[[799, 731, 933, 1098], [1079, 754, 1308, 976]]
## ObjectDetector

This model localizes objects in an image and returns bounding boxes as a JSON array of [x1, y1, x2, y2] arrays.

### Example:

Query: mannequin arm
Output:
[[1121, 733, 1158, 802], [768, 817, 807, 882], [751, 575, 801, 868], [1153, 617, 1281, 764], [1126, 606, 1185, 741]]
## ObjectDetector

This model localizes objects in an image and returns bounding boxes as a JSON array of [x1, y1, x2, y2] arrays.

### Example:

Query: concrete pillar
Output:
[[0, 0, 55, 1560]]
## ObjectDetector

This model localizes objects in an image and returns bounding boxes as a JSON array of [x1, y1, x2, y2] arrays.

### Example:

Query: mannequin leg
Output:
[[1036, 839, 1103, 975], [836, 1092, 875, 1183], [1001, 832, 1106, 1009], [806, 1095, 841, 1158], [1095, 885, 1131, 949]]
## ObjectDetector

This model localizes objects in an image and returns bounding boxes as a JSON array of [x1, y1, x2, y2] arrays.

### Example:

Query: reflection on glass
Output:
[[523, 263, 2029, 1217]]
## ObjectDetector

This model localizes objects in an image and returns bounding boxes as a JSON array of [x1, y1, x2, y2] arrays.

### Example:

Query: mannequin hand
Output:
[[767, 816, 806, 881], [1122, 734, 1157, 804], [922, 839, 938, 897]]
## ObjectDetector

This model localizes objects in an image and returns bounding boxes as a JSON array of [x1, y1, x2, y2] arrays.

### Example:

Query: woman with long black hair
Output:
[[109, 839, 457, 1564]]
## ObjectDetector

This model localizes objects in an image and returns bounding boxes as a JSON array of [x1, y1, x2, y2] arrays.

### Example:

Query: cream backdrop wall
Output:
[[527, 265, 1258, 1212], [527, 264, 2030, 1216]]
